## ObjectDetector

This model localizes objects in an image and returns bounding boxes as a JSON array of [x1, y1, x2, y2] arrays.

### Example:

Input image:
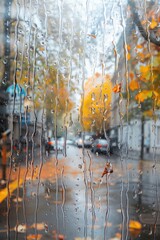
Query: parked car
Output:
[[76, 137, 83, 147], [75, 135, 93, 148], [84, 135, 93, 148], [91, 138, 110, 154], [66, 139, 74, 145]]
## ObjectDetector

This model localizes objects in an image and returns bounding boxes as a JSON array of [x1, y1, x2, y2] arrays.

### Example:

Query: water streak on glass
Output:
[[88, 151, 96, 240], [120, 0, 130, 238], [61, 166, 66, 233], [1, 0, 160, 239], [55, 1, 64, 238], [80, 0, 90, 237], [7, 0, 20, 238], [14, 162, 21, 240]]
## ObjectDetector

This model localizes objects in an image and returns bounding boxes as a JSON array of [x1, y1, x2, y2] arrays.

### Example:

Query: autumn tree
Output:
[[126, 0, 160, 158], [81, 73, 112, 134]]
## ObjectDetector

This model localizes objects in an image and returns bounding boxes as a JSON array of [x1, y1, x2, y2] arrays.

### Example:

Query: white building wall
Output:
[[117, 117, 160, 154]]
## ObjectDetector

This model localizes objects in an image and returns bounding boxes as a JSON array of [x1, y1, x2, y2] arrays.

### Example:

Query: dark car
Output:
[[91, 139, 110, 154], [45, 137, 65, 154]]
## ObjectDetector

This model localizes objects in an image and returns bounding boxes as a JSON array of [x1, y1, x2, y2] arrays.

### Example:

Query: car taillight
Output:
[[97, 144, 102, 148]]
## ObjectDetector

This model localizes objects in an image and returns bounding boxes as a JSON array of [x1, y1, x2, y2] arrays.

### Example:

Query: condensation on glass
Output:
[[0, 0, 160, 239]]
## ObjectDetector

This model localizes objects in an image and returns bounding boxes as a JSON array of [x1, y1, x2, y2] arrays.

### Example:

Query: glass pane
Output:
[[0, 0, 160, 239]]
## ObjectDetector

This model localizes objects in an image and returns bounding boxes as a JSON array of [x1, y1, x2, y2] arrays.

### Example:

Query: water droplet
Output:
[[91, 92, 95, 101], [31, 192, 36, 197], [91, 107, 95, 114], [78, 164, 82, 169], [104, 94, 108, 101], [149, 228, 152, 235], [44, 223, 49, 233]]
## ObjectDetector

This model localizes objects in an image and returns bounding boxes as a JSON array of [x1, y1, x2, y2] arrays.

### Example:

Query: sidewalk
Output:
[[128, 150, 160, 161], [114, 149, 160, 161]]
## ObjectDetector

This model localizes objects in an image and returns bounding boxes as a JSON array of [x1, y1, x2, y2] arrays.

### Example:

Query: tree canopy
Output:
[[81, 72, 112, 133], [126, 0, 160, 119]]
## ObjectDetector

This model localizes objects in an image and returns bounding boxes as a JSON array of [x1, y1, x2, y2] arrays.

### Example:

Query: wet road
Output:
[[0, 145, 160, 239]]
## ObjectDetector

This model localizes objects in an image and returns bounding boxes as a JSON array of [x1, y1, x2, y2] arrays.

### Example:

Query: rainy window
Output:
[[0, 0, 160, 239]]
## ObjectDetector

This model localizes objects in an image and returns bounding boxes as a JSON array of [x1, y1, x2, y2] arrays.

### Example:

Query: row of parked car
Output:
[[45, 135, 118, 155], [75, 135, 116, 155]]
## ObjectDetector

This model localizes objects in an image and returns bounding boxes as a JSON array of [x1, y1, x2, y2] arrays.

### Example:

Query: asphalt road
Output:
[[0, 145, 160, 240]]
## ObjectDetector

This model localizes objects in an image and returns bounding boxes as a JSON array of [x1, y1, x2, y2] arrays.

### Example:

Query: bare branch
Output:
[[128, 0, 160, 46]]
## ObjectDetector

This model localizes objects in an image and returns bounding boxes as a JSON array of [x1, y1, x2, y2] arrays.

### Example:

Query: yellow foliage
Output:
[[140, 65, 150, 75], [144, 110, 154, 117], [129, 80, 139, 91], [139, 65, 151, 81], [137, 52, 145, 60], [153, 54, 160, 66], [82, 73, 112, 132], [135, 90, 152, 102]]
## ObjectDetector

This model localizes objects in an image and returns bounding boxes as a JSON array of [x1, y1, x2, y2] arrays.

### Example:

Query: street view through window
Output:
[[0, 0, 160, 239]]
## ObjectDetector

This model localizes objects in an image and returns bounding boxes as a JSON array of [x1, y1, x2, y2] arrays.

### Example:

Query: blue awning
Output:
[[6, 84, 26, 98]]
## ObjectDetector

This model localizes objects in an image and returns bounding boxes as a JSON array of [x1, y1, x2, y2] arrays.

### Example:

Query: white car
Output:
[[76, 135, 93, 148]]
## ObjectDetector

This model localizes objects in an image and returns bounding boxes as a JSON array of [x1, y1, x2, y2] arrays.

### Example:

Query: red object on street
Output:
[[101, 162, 113, 177]]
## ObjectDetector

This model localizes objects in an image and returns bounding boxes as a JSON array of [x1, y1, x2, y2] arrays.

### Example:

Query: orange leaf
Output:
[[129, 80, 139, 91], [127, 45, 131, 51], [127, 53, 131, 60], [150, 18, 158, 29], [27, 234, 42, 240], [87, 34, 96, 39], [112, 83, 121, 93], [129, 72, 134, 79], [115, 233, 121, 238], [137, 52, 145, 59], [129, 220, 142, 238], [38, 46, 45, 51], [136, 44, 143, 49], [153, 91, 159, 97], [58, 234, 65, 240], [141, 20, 147, 25]]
